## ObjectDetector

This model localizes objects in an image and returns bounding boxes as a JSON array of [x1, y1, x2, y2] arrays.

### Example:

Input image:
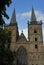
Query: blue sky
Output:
[[5, 0, 44, 41]]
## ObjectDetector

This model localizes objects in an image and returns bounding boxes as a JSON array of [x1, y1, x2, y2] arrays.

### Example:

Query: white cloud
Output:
[[17, 11, 31, 18], [19, 28, 44, 41], [43, 29, 44, 36], [17, 10, 44, 41], [43, 29, 44, 41], [35, 11, 44, 22], [19, 28, 28, 39], [17, 10, 44, 22]]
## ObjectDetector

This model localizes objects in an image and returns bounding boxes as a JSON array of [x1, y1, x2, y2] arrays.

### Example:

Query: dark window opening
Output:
[[36, 64, 38, 65], [35, 38, 37, 41], [35, 44, 38, 49], [34, 30, 37, 33], [32, 64, 34, 65]]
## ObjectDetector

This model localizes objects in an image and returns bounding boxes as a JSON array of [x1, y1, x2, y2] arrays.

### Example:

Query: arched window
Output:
[[17, 46, 28, 65], [34, 30, 37, 33]]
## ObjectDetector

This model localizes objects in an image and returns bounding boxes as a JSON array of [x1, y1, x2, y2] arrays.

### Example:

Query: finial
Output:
[[27, 20, 29, 24], [28, 20, 29, 23], [22, 30, 23, 33]]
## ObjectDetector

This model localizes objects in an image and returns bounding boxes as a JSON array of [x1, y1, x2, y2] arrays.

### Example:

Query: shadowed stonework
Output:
[[17, 46, 28, 65], [4, 8, 44, 65]]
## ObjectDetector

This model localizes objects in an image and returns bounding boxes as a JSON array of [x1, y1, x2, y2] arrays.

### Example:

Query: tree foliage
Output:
[[0, 1, 16, 65], [0, 29, 14, 65], [0, 0, 12, 25], [0, 29, 11, 47]]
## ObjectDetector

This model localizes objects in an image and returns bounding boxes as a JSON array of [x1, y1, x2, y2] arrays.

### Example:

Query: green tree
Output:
[[0, 0, 12, 25], [0, 29, 14, 65], [0, 29, 11, 48]]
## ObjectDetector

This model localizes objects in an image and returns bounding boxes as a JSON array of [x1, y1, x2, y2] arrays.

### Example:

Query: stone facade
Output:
[[5, 8, 44, 65]]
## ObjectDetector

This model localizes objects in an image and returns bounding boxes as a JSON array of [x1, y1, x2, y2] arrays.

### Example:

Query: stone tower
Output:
[[28, 7, 43, 52], [5, 7, 44, 65], [5, 8, 19, 51]]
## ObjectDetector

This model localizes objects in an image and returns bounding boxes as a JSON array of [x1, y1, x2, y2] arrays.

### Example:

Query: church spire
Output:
[[10, 8, 17, 25], [31, 7, 36, 22]]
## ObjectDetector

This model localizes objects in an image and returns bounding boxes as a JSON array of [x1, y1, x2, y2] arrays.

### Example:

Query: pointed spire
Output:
[[10, 8, 17, 25], [31, 7, 36, 22]]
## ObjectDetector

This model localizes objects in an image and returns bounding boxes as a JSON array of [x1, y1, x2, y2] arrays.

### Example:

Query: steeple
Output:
[[31, 7, 37, 23], [10, 8, 17, 25]]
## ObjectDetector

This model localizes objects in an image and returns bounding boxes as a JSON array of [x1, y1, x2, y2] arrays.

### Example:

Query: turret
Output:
[[28, 7, 43, 52], [10, 8, 17, 26], [5, 8, 19, 51]]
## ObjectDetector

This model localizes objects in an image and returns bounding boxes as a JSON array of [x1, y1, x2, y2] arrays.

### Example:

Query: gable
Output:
[[17, 33, 28, 44]]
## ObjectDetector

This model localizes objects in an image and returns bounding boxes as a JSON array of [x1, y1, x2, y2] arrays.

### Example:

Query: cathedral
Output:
[[5, 8, 44, 65]]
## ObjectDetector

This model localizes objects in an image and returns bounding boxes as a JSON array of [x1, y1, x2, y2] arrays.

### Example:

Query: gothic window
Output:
[[17, 46, 28, 65], [34, 30, 37, 33], [35, 38, 37, 41], [35, 44, 38, 49]]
